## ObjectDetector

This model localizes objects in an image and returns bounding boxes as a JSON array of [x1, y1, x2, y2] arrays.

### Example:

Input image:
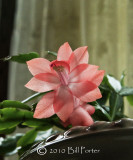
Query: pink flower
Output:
[[62, 97, 95, 127], [25, 42, 104, 122]]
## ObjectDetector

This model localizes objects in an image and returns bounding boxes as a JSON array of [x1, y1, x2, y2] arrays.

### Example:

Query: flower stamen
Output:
[[50, 60, 69, 86]]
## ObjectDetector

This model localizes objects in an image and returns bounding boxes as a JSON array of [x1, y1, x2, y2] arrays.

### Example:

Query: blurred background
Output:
[[0, 0, 133, 159]]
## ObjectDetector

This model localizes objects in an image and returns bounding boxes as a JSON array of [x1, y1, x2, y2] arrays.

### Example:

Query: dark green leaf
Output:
[[0, 120, 20, 130], [2, 52, 39, 63], [0, 127, 16, 134], [0, 100, 30, 110], [119, 87, 133, 96], [36, 124, 53, 131], [17, 129, 37, 147], [109, 92, 124, 121], [97, 89, 109, 105], [91, 102, 111, 121], [22, 119, 51, 128], [106, 75, 122, 92], [99, 84, 110, 91], [127, 95, 133, 106]]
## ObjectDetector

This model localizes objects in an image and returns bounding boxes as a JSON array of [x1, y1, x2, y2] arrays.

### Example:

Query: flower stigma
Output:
[[50, 61, 69, 86]]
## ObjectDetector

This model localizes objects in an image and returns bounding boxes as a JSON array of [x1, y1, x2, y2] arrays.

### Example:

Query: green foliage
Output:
[[1, 52, 39, 63], [17, 129, 37, 147], [0, 100, 30, 110], [106, 75, 122, 92], [1, 51, 133, 159], [0, 108, 33, 121], [119, 87, 133, 96], [92, 74, 133, 121], [0, 120, 20, 131], [109, 92, 124, 121]]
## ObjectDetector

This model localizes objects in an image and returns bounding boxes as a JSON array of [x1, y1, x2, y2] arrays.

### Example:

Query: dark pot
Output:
[[20, 118, 133, 160]]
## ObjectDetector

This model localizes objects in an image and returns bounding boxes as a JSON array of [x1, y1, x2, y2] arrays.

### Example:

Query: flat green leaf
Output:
[[17, 129, 37, 147], [0, 120, 20, 130], [107, 75, 122, 92], [22, 119, 50, 127], [109, 92, 124, 121], [0, 108, 33, 121], [127, 95, 133, 106], [0, 100, 30, 110], [36, 124, 53, 131], [119, 87, 133, 96], [2, 52, 39, 63], [0, 127, 16, 134], [91, 102, 111, 121], [97, 89, 109, 105], [99, 84, 110, 91]]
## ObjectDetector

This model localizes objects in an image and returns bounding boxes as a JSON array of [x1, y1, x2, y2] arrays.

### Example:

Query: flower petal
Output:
[[69, 64, 99, 83], [69, 46, 89, 71], [35, 73, 60, 84], [89, 70, 105, 86], [82, 104, 95, 115], [57, 42, 72, 61], [79, 87, 102, 102], [33, 91, 55, 118], [27, 58, 51, 76], [54, 86, 74, 122], [25, 77, 59, 92], [69, 107, 94, 126], [69, 81, 97, 99]]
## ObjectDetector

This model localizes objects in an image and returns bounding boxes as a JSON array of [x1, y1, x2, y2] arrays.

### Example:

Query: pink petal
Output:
[[69, 46, 89, 71], [27, 58, 51, 76], [79, 87, 102, 102], [57, 42, 72, 61], [33, 91, 55, 118], [54, 86, 74, 122], [25, 77, 59, 92], [69, 107, 94, 126], [69, 64, 99, 83], [35, 73, 60, 84], [89, 70, 105, 86], [82, 104, 95, 115], [69, 81, 97, 99]]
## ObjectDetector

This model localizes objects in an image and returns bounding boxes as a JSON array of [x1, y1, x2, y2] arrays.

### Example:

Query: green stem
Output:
[[47, 51, 57, 56], [21, 92, 46, 104], [111, 93, 119, 121]]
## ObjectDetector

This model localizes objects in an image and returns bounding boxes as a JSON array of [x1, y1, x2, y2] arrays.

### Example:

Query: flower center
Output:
[[50, 60, 70, 86]]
